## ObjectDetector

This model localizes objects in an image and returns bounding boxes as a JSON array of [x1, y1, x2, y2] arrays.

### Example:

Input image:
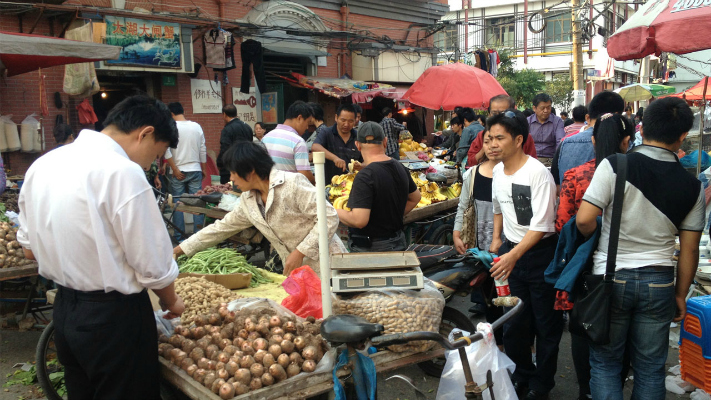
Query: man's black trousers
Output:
[[499, 236, 564, 394], [54, 287, 159, 400]]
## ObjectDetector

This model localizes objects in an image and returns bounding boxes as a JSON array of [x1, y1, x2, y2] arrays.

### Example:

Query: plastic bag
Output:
[[63, 24, 100, 97], [436, 326, 517, 400], [217, 193, 241, 211], [0, 115, 20, 152], [154, 310, 181, 337], [281, 265, 323, 319], [20, 114, 39, 153], [333, 348, 376, 400], [333, 279, 445, 353]]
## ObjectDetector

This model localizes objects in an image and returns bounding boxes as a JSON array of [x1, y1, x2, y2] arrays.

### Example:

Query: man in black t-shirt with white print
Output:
[[337, 122, 421, 252]]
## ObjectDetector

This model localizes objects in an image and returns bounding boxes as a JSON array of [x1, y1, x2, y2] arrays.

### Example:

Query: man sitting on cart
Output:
[[337, 122, 421, 252]]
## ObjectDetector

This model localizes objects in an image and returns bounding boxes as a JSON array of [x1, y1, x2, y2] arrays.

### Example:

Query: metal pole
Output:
[[524, 0, 528, 64], [464, 0, 468, 57], [571, 0, 585, 107], [313, 152, 332, 318], [697, 77, 709, 176]]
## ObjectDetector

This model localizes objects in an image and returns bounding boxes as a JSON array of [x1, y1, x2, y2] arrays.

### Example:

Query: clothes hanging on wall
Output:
[[204, 29, 226, 69], [240, 39, 267, 94], [475, 50, 488, 73], [213, 31, 236, 72]]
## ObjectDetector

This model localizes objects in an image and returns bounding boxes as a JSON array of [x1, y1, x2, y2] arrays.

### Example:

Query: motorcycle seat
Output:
[[320, 314, 384, 344]]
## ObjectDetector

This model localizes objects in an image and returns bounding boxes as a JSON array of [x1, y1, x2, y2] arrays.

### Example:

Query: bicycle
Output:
[[321, 296, 523, 399]]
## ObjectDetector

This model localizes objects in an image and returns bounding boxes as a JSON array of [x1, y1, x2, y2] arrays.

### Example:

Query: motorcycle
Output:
[[406, 243, 497, 377]]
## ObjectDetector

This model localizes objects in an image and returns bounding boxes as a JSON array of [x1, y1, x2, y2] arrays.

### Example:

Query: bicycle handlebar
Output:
[[370, 297, 523, 350]]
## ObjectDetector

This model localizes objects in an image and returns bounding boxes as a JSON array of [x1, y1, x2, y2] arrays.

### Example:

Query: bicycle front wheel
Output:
[[36, 320, 65, 400]]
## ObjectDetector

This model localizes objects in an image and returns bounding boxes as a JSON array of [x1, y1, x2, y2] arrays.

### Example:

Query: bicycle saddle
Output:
[[425, 173, 448, 185], [320, 314, 384, 343]]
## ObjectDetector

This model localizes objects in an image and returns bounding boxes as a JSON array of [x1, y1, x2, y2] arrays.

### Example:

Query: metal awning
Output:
[[262, 41, 330, 57], [0, 31, 121, 77]]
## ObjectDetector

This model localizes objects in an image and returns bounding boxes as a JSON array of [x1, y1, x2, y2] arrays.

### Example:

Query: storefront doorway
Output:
[[92, 72, 153, 130]]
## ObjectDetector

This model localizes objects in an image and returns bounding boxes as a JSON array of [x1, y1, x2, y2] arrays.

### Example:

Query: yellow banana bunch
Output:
[[420, 181, 448, 203], [450, 182, 462, 197], [333, 196, 351, 211], [416, 196, 432, 208]]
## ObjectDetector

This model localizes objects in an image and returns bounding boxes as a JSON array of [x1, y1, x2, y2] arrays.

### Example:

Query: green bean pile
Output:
[[177, 248, 272, 288]]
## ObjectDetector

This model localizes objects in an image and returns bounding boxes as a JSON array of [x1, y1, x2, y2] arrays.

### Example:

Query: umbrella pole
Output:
[[697, 77, 709, 176]]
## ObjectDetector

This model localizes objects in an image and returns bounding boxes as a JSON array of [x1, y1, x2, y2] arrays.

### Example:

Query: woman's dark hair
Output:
[[475, 114, 487, 125], [104, 95, 179, 148], [592, 113, 634, 166], [223, 141, 274, 180], [486, 109, 529, 144], [54, 123, 74, 144], [254, 122, 265, 130], [307, 102, 324, 122]]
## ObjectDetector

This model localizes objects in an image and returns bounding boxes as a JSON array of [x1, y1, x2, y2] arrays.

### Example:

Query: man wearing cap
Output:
[[337, 122, 421, 252]]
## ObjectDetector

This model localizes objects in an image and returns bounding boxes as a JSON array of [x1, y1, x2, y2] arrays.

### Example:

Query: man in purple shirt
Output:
[[528, 93, 566, 166]]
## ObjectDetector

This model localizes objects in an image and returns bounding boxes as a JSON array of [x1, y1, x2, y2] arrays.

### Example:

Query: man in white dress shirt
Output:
[[18, 95, 185, 400]]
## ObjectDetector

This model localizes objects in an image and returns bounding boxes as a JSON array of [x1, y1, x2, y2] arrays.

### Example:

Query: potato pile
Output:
[[159, 303, 328, 399], [333, 289, 445, 353], [175, 277, 243, 321], [0, 222, 33, 269]]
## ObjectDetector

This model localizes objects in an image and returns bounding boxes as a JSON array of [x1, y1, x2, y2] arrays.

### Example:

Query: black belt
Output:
[[57, 285, 145, 303], [504, 234, 558, 251]]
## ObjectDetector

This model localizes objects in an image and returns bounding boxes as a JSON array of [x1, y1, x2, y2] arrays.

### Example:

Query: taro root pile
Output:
[[159, 303, 329, 399]]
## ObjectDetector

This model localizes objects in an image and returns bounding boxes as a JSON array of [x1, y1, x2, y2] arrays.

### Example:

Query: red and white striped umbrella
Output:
[[607, 0, 711, 61]]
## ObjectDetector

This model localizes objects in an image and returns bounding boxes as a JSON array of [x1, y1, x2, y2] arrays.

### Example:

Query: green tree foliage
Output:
[[498, 69, 546, 109], [545, 74, 574, 114]]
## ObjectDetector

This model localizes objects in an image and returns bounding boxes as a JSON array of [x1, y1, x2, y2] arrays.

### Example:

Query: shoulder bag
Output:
[[460, 166, 479, 248], [569, 153, 627, 345]]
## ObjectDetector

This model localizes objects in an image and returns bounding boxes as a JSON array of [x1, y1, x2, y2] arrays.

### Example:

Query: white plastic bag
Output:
[[217, 193, 240, 211], [0, 115, 20, 152], [436, 325, 517, 400], [20, 114, 39, 153]]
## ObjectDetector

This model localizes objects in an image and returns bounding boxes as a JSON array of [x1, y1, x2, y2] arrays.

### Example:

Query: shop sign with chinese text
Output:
[[105, 16, 181, 68], [232, 87, 261, 129], [191, 79, 223, 114]]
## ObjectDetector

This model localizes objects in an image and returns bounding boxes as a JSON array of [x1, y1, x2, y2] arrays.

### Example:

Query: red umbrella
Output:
[[0, 31, 120, 77], [402, 63, 507, 111], [607, 1, 711, 61]]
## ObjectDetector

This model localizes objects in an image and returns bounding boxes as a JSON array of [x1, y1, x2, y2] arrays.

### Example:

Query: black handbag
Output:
[[569, 153, 627, 345]]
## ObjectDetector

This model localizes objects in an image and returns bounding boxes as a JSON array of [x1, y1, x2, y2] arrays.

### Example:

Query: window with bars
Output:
[[485, 17, 515, 47], [435, 24, 459, 52], [545, 14, 572, 43]]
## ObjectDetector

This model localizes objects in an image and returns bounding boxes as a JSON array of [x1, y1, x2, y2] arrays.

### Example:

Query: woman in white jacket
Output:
[[174, 142, 345, 275]]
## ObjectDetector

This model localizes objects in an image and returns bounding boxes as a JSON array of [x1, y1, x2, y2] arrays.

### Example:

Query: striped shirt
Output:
[[262, 125, 310, 172]]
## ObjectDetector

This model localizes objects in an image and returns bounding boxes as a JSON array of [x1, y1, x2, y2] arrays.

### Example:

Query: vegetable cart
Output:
[[159, 346, 445, 400]]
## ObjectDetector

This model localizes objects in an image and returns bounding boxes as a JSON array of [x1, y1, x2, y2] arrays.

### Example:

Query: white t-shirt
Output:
[[165, 120, 207, 173], [492, 156, 557, 243]]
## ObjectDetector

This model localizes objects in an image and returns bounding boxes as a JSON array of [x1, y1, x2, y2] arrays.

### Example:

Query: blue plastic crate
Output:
[[681, 296, 711, 359]]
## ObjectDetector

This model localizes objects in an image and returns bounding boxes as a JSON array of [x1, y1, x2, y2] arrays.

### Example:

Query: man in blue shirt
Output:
[[528, 93, 566, 166], [552, 92, 625, 185], [457, 109, 484, 165]]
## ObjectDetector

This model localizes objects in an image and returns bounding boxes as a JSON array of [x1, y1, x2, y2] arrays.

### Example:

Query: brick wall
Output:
[[1, 1, 439, 174]]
